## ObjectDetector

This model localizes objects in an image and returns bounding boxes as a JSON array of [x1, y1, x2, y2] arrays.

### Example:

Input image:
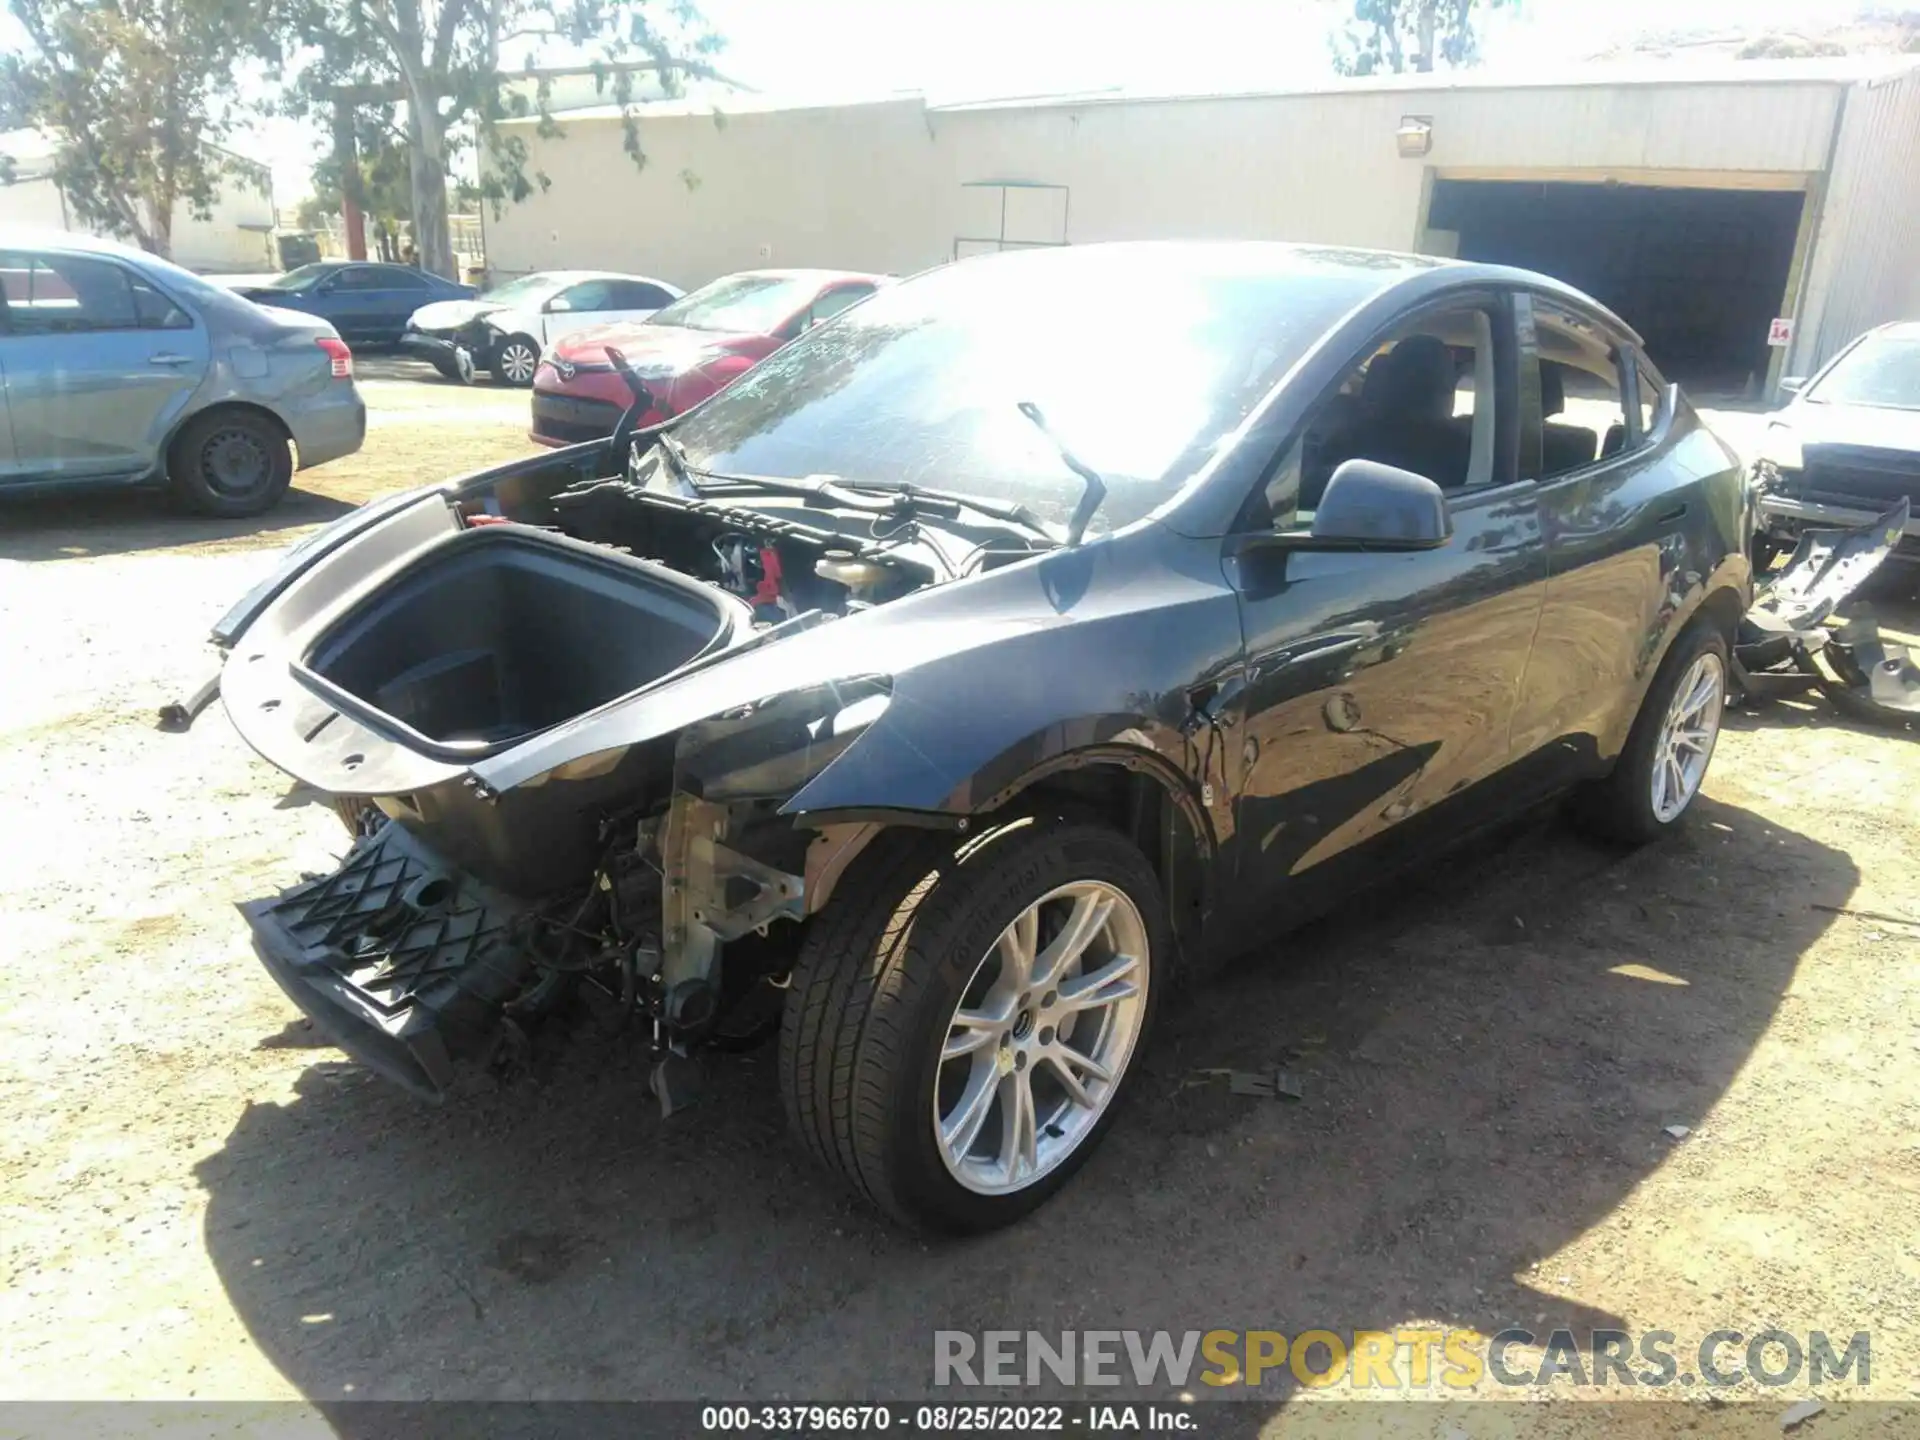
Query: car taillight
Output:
[[316, 336, 352, 379]]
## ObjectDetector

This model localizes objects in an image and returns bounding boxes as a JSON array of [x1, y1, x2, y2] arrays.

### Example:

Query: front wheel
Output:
[[780, 817, 1167, 1233], [491, 336, 541, 387], [1570, 621, 1728, 844]]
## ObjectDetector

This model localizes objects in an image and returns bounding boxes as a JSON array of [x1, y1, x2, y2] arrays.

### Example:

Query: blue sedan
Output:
[[234, 262, 475, 348]]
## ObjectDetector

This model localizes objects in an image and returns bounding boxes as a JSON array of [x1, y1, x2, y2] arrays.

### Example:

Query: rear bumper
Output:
[[1758, 493, 1920, 561], [287, 387, 367, 470], [241, 821, 535, 1101]]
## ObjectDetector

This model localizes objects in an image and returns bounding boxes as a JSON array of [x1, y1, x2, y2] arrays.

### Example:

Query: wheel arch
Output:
[[165, 399, 294, 469], [800, 744, 1216, 964]]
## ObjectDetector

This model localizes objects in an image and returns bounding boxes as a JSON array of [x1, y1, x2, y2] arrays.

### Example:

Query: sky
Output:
[[148, 0, 1889, 202]]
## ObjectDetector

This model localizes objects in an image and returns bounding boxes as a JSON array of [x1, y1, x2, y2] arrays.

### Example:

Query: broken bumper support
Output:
[[240, 821, 536, 1101]]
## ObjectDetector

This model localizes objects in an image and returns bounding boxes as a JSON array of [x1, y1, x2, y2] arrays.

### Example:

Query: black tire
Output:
[[780, 816, 1168, 1234], [490, 335, 541, 387], [167, 408, 294, 518], [1569, 620, 1729, 845]]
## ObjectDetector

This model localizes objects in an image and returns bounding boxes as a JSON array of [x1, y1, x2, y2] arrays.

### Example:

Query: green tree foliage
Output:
[[276, 0, 720, 278], [1331, 0, 1517, 76], [0, 0, 276, 256]]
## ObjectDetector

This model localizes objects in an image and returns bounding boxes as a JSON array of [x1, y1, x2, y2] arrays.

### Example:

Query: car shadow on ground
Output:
[[194, 794, 1848, 1404], [0, 487, 357, 564]]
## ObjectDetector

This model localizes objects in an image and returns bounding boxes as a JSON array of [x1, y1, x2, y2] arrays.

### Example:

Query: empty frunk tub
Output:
[[299, 526, 750, 755]]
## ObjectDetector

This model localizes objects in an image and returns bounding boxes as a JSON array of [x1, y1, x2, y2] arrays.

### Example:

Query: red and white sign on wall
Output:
[[1768, 317, 1795, 347]]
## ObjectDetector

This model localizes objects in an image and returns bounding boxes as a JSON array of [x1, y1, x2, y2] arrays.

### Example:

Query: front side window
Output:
[[0, 251, 141, 334], [1532, 303, 1630, 479], [262, 263, 333, 292], [611, 281, 678, 310], [1263, 304, 1498, 525]]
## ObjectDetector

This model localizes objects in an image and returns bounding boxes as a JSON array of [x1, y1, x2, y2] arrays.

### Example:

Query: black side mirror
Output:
[[1306, 459, 1453, 550]]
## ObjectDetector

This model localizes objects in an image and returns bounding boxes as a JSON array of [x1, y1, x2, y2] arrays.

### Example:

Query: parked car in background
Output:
[[530, 268, 887, 445], [1752, 320, 1920, 570], [207, 242, 1749, 1232], [230, 262, 474, 349], [0, 229, 364, 516], [401, 270, 683, 386]]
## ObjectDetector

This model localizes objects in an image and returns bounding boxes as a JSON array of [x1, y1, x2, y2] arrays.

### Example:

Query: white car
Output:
[[401, 270, 684, 386]]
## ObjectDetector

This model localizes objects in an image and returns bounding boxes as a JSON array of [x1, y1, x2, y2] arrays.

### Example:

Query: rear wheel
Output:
[[780, 816, 1166, 1233], [1570, 621, 1728, 844], [167, 409, 294, 518], [491, 336, 540, 387]]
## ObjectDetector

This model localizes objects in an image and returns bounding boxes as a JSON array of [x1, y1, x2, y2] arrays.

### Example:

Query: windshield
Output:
[[262, 263, 332, 292], [483, 272, 564, 307], [649, 273, 823, 335], [670, 248, 1384, 534], [1810, 334, 1920, 410]]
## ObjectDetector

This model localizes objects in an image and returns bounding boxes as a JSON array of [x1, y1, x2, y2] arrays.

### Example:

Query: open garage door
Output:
[[1427, 179, 1804, 395]]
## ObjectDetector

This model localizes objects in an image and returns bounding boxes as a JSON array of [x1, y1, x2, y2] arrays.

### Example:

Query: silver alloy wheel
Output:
[[934, 881, 1150, 1196], [1651, 650, 1725, 823], [498, 340, 538, 384]]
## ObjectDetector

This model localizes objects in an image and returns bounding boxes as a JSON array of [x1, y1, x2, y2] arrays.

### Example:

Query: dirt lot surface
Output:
[[3, 380, 1920, 1432]]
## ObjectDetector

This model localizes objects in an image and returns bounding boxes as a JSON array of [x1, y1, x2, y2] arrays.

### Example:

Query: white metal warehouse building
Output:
[[484, 57, 1920, 394]]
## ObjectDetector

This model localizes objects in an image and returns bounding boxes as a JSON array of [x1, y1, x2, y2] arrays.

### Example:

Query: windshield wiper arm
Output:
[[1017, 401, 1106, 545], [687, 469, 938, 516], [831, 479, 1060, 545]]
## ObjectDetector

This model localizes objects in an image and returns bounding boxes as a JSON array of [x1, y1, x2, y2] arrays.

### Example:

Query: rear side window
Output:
[[0, 251, 145, 334], [131, 275, 192, 329], [1531, 302, 1631, 478], [1637, 361, 1668, 439]]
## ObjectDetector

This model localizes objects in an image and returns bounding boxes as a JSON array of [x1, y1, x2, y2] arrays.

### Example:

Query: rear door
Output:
[[0, 249, 209, 485], [1508, 294, 1704, 781]]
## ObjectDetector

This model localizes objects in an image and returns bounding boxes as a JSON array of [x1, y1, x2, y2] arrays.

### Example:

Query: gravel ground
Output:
[[3, 379, 1919, 1431]]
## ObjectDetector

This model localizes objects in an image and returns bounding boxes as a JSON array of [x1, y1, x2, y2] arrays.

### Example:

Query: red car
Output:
[[529, 269, 888, 446]]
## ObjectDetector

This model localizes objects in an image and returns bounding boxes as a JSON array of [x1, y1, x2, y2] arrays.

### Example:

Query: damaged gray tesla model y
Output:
[[189, 243, 1751, 1233]]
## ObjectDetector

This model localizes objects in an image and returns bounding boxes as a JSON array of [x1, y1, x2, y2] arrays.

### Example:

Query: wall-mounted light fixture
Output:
[[1396, 116, 1433, 157]]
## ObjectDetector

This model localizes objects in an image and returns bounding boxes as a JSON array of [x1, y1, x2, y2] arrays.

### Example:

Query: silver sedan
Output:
[[0, 228, 366, 517]]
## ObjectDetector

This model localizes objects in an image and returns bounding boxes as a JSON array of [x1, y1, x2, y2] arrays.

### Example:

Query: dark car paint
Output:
[[217, 248, 1749, 973], [235, 264, 475, 348]]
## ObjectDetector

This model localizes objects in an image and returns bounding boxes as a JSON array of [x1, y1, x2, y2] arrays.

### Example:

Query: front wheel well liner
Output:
[[799, 749, 1213, 965], [1698, 584, 1745, 647]]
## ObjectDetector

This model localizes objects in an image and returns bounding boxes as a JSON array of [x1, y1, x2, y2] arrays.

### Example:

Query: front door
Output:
[[0, 249, 208, 485], [1220, 293, 1548, 929]]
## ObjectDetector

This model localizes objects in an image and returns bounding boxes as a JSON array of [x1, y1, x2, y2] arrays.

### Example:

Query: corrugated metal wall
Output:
[[1796, 66, 1920, 373]]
